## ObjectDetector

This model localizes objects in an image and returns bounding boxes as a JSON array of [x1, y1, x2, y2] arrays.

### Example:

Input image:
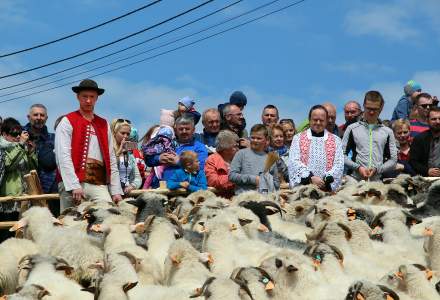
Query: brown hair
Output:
[[141, 125, 160, 144], [250, 124, 269, 139], [180, 150, 198, 167], [429, 107, 440, 118], [363, 90, 384, 106], [392, 119, 410, 132]]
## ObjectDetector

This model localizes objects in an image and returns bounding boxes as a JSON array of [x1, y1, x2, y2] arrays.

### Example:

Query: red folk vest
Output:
[[66, 111, 111, 184]]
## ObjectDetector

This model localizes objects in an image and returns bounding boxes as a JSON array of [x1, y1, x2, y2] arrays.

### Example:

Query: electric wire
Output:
[[0, 0, 244, 92], [0, 0, 308, 104], [0, 0, 215, 79], [0, 0, 163, 58]]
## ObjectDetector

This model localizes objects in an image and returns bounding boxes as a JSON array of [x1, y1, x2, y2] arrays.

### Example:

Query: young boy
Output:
[[229, 124, 279, 194], [167, 150, 207, 192]]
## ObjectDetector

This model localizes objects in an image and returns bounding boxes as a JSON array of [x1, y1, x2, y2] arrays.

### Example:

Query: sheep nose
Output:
[[198, 222, 205, 226], [287, 265, 298, 273]]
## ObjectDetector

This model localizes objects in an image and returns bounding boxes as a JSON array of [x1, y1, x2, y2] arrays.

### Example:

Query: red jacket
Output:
[[204, 152, 235, 198], [66, 111, 111, 184]]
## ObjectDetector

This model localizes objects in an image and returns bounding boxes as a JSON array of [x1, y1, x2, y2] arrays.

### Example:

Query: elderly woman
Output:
[[111, 119, 142, 195], [288, 105, 344, 191], [204, 130, 239, 198]]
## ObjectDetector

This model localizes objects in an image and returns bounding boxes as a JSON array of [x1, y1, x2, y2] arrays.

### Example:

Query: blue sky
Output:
[[1, 0, 440, 134]]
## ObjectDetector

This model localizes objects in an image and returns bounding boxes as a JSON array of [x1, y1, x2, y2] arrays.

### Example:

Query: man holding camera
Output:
[[55, 79, 122, 211]]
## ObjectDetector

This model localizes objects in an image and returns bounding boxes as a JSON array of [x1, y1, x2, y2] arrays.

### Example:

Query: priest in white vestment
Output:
[[288, 105, 344, 191]]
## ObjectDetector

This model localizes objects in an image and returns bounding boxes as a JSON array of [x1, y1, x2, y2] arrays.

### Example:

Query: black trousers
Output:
[[0, 212, 19, 243]]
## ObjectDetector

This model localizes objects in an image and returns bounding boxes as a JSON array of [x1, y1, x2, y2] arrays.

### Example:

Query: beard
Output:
[[431, 125, 440, 133], [32, 120, 45, 129]]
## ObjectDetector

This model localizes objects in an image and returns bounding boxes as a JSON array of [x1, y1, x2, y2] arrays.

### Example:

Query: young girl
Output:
[[111, 119, 142, 195], [269, 124, 290, 186], [167, 150, 207, 192], [279, 119, 296, 147], [390, 119, 416, 176]]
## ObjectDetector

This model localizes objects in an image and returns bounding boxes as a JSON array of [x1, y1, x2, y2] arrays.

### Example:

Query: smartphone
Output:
[[123, 141, 138, 152]]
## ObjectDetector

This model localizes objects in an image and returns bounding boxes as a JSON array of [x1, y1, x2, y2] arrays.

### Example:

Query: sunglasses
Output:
[[116, 119, 131, 124], [9, 127, 22, 137], [419, 104, 433, 109]]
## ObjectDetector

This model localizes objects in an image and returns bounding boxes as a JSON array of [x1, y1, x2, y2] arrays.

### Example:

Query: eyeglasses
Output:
[[116, 119, 131, 124], [419, 104, 432, 109], [364, 107, 381, 112], [9, 127, 22, 137]]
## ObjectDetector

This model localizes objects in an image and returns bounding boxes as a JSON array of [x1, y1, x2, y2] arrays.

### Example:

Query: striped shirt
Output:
[[410, 119, 430, 138]]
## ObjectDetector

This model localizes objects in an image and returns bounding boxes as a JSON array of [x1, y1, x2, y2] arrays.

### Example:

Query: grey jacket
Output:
[[229, 148, 279, 194], [342, 120, 397, 181]]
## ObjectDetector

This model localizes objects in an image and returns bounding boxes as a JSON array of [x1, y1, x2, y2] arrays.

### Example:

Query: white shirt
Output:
[[288, 129, 344, 191], [55, 116, 122, 195]]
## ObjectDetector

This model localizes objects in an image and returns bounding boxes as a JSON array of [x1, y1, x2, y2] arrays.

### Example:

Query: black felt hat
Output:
[[72, 79, 105, 95]]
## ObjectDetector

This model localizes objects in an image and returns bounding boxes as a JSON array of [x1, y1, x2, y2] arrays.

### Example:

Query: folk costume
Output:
[[55, 80, 122, 210], [288, 129, 344, 191]]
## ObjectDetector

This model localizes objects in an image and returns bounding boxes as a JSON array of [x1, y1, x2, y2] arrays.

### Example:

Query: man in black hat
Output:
[[55, 79, 122, 210]]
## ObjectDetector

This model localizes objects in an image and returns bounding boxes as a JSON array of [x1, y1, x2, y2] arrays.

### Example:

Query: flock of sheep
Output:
[[1, 174, 440, 300]]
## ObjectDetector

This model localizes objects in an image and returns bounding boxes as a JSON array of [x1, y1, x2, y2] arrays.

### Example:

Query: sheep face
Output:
[[345, 280, 400, 300], [6, 284, 51, 300], [230, 267, 275, 297], [282, 198, 315, 223], [259, 250, 300, 281], [126, 192, 167, 223], [303, 242, 344, 271]]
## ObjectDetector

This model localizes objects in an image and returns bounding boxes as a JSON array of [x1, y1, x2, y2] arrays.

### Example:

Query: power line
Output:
[[0, 0, 163, 58], [1, 0, 281, 97], [0, 0, 308, 104], [0, 0, 215, 80], [0, 0, 244, 92]]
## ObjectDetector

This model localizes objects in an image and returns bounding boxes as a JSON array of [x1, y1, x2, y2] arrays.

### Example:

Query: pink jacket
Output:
[[204, 152, 235, 198]]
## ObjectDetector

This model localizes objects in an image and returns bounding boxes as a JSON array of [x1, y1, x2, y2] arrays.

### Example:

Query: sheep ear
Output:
[[52, 217, 63, 226], [355, 292, 366, 300], [170, 255, 181, 265], [89, 224, 109, 233], [402, 210, 422, 226], [190, 277, 216, 298], [370, 211, 387, 229], [337, 223, 352, 240], [130, 222, 145, 234], [424, 227, 434, 236], [55, 258, 74, 276], [377, 285, 399, 300], [9, 219, 27, 232], [123, 282, 138, 293], [198, 252, 214, 264], [258, 224, 270, 232]]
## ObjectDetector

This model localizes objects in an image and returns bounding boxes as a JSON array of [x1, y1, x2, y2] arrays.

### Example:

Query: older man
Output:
[[23, 104, 57, 194], [55, 79, 122, 210], [339, 101, 362, 138], [410, 93, 435, 137], [288, 105, 344, 191], [410, 107, 440, 177], [261, 105, 279, 127], [221, 103, 249, 148], [322, 102, 339, 136], [195, 108, 221, 153], [145, 114, 208, 187]]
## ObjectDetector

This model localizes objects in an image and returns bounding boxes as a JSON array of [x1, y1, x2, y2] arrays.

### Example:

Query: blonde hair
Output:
[[111, 118, 131, 154], [392, 118, 410, 132], [180, 150, 198, 168]]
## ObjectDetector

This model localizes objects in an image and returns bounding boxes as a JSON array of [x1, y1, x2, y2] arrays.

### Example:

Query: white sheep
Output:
[[16, 254, 93, 300], [423, 220, 440, 272], [230, 267, 274, 300], [10, 207, 103, 286], [4, 284, 51, 300], [345, 280, 401, 300], [163, 239, 212, 293], [189, 277, 242, 300], [0, 238, 39, 295]]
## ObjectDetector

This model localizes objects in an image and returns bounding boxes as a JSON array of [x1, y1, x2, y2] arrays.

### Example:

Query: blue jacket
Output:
[[167, 168, 207, 192], [391, 95, 412, 121], [144, 137, 208, 187], [195, 130, 218, 148]]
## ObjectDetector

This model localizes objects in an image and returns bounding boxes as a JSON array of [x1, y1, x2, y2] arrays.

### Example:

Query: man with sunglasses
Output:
[[410, 93, 435, 137], [55, 79, 122, 210]]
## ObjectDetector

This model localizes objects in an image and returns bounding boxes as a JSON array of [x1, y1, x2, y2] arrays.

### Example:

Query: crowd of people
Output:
[[0, 78, 440, 241]]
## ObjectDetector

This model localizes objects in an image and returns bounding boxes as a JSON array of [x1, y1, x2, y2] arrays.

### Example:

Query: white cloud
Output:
[[344, 1, 418, 41]]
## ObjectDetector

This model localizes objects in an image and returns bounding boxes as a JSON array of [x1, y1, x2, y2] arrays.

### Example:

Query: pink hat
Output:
[[160, 109, 175, 127]]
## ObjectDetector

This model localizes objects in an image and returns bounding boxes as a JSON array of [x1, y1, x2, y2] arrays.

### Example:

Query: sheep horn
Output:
[[337, 223, 353, 240], [55, 257, 74, 276], [370, 211, 387, 229], [143, 215, 156, 232], [189, 277, 216, 298], [30, 284, 51, 300], [122, 282, 138, 293], [118, 251, 141, 272], [315, 222, 329, 241], [260, 201, 283, 217], [328, 244, 344, 264], [401, 210, 422, 226], [377, 285, 400, 300], [230, 268, 254, 300]]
